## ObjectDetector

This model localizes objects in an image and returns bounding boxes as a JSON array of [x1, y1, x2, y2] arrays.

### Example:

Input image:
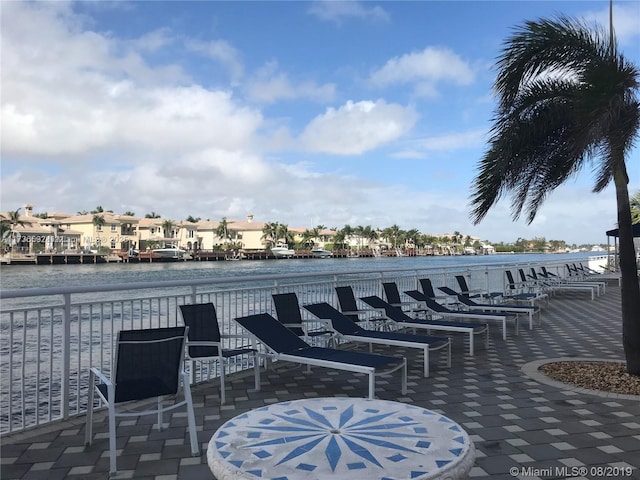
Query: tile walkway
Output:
[[2, 281, 639, 480]]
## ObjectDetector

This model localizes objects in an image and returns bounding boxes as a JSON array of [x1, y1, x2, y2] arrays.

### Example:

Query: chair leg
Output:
[[368, 373, 375, 399], [253, 352, 261, 392], [219, 358, 226, 405], [84, 371, 95, 446], [423, 348, 429, 378], [107, 386, 117, 475], [401, 360, 407, 395], [181, 373, 200, 457]]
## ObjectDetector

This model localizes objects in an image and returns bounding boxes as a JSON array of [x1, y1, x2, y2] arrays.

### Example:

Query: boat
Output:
[[270, 244, 295, 258], [152, 248, 187, 259], [311, 248, 332, 258], [463, 247, 477, 255]]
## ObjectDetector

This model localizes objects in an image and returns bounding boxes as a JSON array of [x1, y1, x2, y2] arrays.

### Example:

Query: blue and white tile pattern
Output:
[[207, 397, 475, 480]]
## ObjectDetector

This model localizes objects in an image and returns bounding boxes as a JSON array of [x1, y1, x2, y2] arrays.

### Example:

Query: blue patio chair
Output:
[[304, 302, 451, 377], [85, 326, 199, 475], [180, 303, 260, 405], [455, 275, 503, 301], [382, 281, 427, 315], [404, 289, 518, 340], [272, 292, 335, 346], [360, 295, 489, 356], [335, 285, 388, 330], [234, 313, 407, 399], [438, 285, 540, 329]]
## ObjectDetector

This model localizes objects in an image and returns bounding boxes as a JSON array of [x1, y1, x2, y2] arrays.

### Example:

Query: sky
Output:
[[1, 0, 639, 245]]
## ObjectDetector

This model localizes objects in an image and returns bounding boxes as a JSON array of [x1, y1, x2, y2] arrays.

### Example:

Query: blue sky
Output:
[[1, 1, 639, 244]]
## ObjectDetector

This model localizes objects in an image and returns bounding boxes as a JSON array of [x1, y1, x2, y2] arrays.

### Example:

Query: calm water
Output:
[[0, 252, 596, 291]]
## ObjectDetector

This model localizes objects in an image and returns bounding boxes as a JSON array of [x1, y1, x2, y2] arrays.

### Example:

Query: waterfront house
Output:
[[1, 206, 82, 254], [61, 212, 140, 252], [137, 217, 183, 250]]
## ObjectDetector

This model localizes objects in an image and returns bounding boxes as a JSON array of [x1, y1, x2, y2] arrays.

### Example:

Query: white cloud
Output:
[[299, 100, 418, 154], [421, 128, 487, 152], [581, 3, 640, 47], [132, 28, 175, 52], [184, 39, 244, 81], [369, 46, 475, 96], [308, 1, 390, 23], [246, 61, 336, 104], [0, 2, 261, 160]]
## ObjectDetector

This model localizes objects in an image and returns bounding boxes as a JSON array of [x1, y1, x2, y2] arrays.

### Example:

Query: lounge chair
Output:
[[304, 302, 451, 377], [437, 285, 540, 330], [85, 326, 199, 475], [382, 281, 427, 315], [576, 262, 621, 286], [564, 264, 606, 294], [525, 268, 598, 300], [404, 289, 518, 340], [272, 292, 335, 346], [179, 303, 260, 405], [504, 270, 548, 306], [419, 278, 458, 305], [455, 275, 503, 302], [234, 313, 407, 399], [335, 285, 388, 330], [359, 295, 489, 356]]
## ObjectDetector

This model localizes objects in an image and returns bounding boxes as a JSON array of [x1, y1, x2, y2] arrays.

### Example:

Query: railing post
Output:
[[484, 267, 489, 293], [62, 293, 71, 420]]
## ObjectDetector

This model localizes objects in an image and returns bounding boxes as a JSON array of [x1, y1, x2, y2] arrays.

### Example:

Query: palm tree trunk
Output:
[[613, 166, 640, 375]]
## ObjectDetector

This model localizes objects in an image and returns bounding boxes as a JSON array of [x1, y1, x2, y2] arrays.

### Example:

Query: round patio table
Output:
[[207, 397, 475, 480]]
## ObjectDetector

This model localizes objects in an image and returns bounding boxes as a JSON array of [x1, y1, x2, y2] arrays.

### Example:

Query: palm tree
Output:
[[340, 225, 354, 251], [311, 225, 325, 247], [382, 224, 401, 248], [469, 14, 640, 374], [2, 209, 26, 253], [0, 220, 10, 251], [261, 222, 279, 248], [363, 225, 379, 249], [453, 231, 462, 246], [276, 224, 294, 246], [301, 229, 315, 248], [405, 228, 420, 252], [333, 230, 346, 250], [92, 214, 105, 251], [216, 217, 231, 247], [145, 212, 161, 219], [162, 220, 176, 246]]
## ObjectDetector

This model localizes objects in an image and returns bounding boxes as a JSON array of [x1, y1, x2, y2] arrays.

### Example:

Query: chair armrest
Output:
[[90, 367, 112, 386], [345, 306, 387, 317], [221, 334, 254, 340], [185, 341, 222, 348], [281, 322, 303, 330]]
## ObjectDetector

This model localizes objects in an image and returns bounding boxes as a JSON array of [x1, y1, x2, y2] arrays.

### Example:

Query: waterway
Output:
[[0, 251, 597, 291]]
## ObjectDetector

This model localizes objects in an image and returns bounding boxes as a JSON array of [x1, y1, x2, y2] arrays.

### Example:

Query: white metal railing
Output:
[[0, 258, 592, 435]]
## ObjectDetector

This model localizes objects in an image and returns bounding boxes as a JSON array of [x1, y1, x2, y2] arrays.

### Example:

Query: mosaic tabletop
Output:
[[207, 397, 476, 480]]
